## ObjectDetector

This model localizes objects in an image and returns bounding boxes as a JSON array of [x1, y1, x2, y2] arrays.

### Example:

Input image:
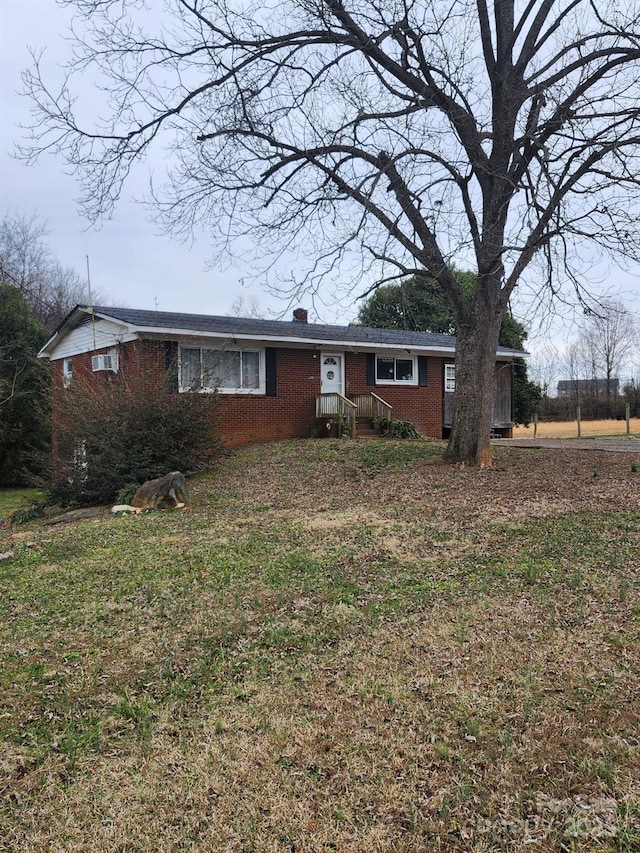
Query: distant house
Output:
[[39, 304, 525, 446], [557, 378, 619, 397]]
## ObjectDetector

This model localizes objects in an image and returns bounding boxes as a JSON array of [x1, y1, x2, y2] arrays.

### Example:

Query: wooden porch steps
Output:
[[355, 420, 383, 439], [315, 392, 392, 438]]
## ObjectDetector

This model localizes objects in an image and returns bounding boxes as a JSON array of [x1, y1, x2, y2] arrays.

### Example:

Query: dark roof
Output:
[[82, 305, 524, 356], [557, 378, 619, 393]]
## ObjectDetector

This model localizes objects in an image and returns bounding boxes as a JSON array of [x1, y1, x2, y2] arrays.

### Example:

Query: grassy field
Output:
[[513, 418, 640, 439], [1, 439, 639, 852], [0, 488, 46, 520]]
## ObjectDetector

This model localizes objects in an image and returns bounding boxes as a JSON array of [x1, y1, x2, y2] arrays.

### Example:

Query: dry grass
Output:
[[1, 439, 639, 852], [514, 418, 640, 439]]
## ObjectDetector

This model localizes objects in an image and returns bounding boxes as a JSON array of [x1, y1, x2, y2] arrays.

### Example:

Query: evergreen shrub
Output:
[[51, 371, 220, 506], [380, 419, 421, 439]]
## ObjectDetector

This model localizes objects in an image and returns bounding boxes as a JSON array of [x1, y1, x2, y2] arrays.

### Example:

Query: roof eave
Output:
[[38, 306, 135, 359], [135, 326, 459, 354], [137, 328, 525, 357], [38, 305, 527, 360]]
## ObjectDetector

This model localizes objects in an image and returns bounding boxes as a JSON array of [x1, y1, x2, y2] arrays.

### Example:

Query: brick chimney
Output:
[[292, 308, 308, 323]]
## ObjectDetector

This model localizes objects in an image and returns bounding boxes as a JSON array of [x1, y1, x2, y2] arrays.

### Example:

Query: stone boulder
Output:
[[132, 471, 189, 511]]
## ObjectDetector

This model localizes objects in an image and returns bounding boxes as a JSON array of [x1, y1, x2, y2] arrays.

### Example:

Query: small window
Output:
[[63, 357, 73, 388], [445, 364, 456, 392], [375, 355, 417, 384]]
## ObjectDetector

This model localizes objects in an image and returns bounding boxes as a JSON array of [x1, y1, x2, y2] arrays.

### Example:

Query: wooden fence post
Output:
[[533, 413, 538, 438], [577, 406, 581, 438], [627, 402, 631, 436]]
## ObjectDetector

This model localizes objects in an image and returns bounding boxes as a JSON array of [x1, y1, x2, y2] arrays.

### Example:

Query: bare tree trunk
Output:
[[444, 304, 503, 467]]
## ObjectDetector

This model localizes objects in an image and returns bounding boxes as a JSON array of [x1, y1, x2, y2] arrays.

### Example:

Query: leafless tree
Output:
[[623, 368, 640, 417], [0, 212, 89, 331], [557, 339, 587, 414], [578, 298, 638, 415], [527, 341, 560, 415], [228, 294, 263, 318], [19, 0, 640, 464]]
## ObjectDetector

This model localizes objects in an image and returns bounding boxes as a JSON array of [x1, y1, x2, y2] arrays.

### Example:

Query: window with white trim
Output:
[[179, 347, 263, 393], [445, 364, 456, 392], [375, 355, 417, 385], [62, 357, 73, 387]]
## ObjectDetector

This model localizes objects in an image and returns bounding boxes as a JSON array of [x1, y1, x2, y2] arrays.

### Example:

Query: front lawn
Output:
[[1, 440, 638, 851]]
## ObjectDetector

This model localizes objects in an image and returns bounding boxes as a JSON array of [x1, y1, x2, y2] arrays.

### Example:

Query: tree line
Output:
[[0, 212, 89, 485], [0, 212, 220, 498], [530, 298, 639, 420]]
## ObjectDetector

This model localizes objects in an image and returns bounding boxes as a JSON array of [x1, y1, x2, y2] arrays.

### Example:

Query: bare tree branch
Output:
[[18, 0, 640, 464]]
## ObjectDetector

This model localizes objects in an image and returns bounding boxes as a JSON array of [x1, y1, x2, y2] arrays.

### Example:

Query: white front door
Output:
[[321, 353, 344, 395]]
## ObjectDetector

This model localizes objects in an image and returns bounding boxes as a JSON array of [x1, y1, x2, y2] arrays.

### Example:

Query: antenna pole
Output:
[[86, 255, 97, 350]]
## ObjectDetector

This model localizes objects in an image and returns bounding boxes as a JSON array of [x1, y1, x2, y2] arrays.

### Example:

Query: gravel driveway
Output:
[[494, 437, 640, 453]]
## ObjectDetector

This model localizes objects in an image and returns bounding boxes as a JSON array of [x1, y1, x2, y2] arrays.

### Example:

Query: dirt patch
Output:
[[302, 508, 392, 531]]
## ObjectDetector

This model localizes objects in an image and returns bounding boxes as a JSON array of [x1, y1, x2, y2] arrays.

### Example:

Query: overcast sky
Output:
[[0, 0, 308, 321], [1, 1, 639, 370]]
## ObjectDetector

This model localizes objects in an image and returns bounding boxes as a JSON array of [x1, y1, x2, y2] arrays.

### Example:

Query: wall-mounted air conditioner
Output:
[[91, 353, 118, 373]]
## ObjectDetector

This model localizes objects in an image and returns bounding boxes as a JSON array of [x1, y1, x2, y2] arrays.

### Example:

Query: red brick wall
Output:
[[215, 348, 321, 444], [215, 350, 450, 443], [51, 341, 450, 446], [121, 340, 168, 384], [345, 352, 446, 438], [51, 340, 168, 391]]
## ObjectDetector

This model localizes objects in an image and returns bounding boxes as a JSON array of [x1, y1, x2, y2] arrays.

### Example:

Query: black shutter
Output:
[[418, 356, 428, 386], [265, 347, 277, 396], [366, 353, 376, 385], [165, 341, 179, 393]]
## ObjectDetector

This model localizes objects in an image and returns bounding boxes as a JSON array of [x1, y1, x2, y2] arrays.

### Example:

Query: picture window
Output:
[[179, 347, 263, 393]]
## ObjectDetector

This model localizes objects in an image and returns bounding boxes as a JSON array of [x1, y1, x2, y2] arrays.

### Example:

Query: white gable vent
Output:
[[91, 353, 118, 373]]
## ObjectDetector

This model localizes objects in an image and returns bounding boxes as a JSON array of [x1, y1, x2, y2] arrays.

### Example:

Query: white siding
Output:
[[50, 319, 137, 359]]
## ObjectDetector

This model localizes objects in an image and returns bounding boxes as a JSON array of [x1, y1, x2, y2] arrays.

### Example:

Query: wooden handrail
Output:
[[316, 392, 394, 437], [316, 392, 357, 416], [350, 392, 393, 421], [316, 393, 357, 437], [368, 392, 393, 420]]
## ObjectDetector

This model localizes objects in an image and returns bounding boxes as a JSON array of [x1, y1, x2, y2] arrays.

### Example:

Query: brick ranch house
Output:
[[39, 305, 525, 444]]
